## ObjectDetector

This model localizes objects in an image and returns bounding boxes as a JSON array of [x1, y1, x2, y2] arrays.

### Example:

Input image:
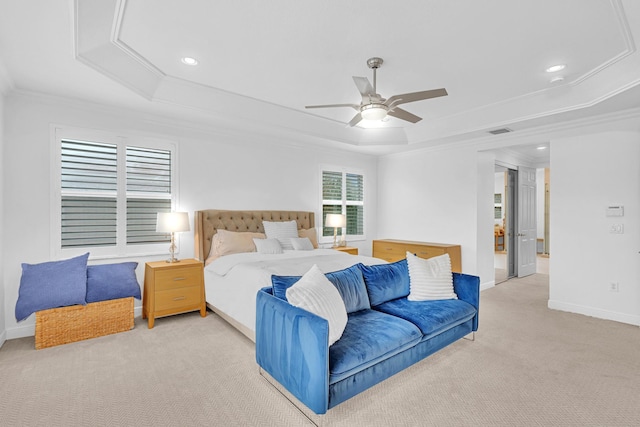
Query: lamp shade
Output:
[[156, 212, 190, 233], [325, 213, 346, 228]]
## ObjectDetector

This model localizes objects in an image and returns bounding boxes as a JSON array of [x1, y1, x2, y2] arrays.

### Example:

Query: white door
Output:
[[517, 167, 537, 277]]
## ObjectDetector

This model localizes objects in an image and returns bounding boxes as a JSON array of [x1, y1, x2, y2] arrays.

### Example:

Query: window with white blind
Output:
[[321, 169, 364, 241], [54, 128, 176, 258]]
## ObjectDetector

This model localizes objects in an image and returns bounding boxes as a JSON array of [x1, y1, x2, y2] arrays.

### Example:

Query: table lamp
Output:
[[325, 213, 346, 248], [156, 211, 190, 263]]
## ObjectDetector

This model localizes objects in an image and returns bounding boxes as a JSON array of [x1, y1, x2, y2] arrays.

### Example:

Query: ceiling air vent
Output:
[[488, 127, 513, 135]]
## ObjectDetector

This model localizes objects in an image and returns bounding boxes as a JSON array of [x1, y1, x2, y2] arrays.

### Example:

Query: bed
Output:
[[194, 209, 385, 341]]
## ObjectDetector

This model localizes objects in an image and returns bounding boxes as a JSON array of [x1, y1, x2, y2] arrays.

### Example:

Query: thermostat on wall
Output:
[[606, 205, 624, 217]]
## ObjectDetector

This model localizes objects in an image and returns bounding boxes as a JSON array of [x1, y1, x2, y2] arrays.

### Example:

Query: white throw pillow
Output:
[[286, 264, 348, 346], [253, 238, 284, 254], [263, 220, 299, 250], [290, 237, 314, 251], [406, 252, 457, 301]]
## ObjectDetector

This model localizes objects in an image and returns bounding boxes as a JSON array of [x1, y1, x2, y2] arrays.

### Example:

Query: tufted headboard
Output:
[[194, 209, 316, 261]]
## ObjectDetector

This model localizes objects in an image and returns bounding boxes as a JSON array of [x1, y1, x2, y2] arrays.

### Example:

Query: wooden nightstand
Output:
[[142, 258, 206, 328], [334, 246, 358, 255]]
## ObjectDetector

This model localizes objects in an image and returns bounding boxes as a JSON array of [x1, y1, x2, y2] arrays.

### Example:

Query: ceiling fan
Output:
[[305, 57, 448, 127]]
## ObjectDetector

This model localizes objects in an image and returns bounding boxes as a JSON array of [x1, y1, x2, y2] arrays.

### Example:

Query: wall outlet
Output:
[[609, 282, 619, 292], [609, 224, 624, 234]]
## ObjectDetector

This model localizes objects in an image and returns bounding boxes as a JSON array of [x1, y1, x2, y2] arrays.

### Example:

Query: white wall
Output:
[[549, 131, 640, 325], [377, 145, 495, 288], [2, 92, 378, 338], [0, 90, 6, 347], [536, 168, 545, 241]]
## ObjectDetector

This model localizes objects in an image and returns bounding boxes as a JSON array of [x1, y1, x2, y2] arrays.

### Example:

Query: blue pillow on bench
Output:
[[86, 262, 141, 303], [15, 253, 89, 322]]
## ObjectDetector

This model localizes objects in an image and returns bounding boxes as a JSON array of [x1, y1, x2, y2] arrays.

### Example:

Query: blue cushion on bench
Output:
[[359, 259, 410, 306], [15, 253, 89, 321], [86, 262, 141, 303], [374, 298, 477, 339], [329, 309, 422, 384], [271, 264, 371, 313]]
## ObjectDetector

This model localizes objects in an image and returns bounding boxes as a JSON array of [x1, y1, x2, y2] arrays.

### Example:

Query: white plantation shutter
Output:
[[126, 147, 172, 244], [321, 170, 364, 238], [61, 140, 118, 248], [58, 136, 175, 253]]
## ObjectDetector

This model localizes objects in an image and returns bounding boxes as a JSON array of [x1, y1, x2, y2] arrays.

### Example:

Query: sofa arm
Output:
[[255, 288, 330, 415], [453, 273, 480, 331]]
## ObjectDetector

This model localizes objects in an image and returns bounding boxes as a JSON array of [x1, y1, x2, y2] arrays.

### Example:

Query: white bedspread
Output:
[[204, 249, 386, 340]]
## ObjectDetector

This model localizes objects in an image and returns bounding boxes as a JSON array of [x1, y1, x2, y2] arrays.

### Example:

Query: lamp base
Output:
[[165, 258, 181, 263]]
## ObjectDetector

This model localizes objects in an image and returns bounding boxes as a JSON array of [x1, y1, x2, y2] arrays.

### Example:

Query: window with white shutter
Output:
[[53, 128, 177, 258], [321, 169, 365, 241]]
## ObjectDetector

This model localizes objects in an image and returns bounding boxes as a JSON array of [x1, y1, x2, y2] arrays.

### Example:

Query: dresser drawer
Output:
[[155, 286, 202, 311], [372, 242, 406, 261], [405, 244, 445, 259], [155, 267, 202, 291]]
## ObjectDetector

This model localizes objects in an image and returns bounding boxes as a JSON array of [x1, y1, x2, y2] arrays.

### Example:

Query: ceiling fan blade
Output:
[[348, 112, 363, 127], [305, 103, 360, 110], [384, 88, 448, 107], [387, 107, 422, 123], [352, 76, 374, 97]]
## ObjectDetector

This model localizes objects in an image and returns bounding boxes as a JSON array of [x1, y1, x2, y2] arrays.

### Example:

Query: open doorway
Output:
[[494, 165, 550, 283]]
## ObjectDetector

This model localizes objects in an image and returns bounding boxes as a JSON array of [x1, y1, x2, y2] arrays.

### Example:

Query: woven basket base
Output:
[[35, 297, 134, 349]]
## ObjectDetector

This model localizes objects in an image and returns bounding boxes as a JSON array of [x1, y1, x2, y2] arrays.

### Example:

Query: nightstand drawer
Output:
[[155, 267, 202, 291], [155, 286, 202, 311]]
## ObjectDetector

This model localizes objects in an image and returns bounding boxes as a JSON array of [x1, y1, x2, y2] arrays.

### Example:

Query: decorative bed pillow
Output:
[[263, 220, 298, 250], [271, 264, 370, 313], [298, 228, 319, 248], [359, 259, 410, 306], [290, 237, 314, 251], [15, 253, 90, 321], [253, 238, 284, 254], [86, 262, 141, 303], [206, 230, 265, 264], [406, 252, 457, 301], [285, 265, 348, 346]]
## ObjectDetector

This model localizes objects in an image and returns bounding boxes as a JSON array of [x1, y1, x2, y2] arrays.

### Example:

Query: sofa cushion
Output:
[[286, 265, 348, 346], [374, 298, 476, 339], [86, 262, 141, 303], [359, 259, 410, 306], [329, 309, 422, 384], [271, 264, 371, 313], [406, 252, 457, 301]]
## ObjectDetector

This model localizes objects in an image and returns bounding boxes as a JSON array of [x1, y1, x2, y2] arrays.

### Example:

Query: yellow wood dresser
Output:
[[334, 246, 359, 255], [143, 259, 206, 328], [372, 239, 462, 272]]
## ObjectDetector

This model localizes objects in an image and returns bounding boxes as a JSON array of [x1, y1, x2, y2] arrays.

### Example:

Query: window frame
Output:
[[50, 126, 180, 260], [319, 166, 366, 245]]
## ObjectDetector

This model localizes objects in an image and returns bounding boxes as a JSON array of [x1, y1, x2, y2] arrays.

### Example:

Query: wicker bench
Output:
[[34, 297, 134, 349]]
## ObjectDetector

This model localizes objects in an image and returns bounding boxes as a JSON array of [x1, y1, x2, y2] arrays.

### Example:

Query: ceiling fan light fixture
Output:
[[360, 104, 388, 121]]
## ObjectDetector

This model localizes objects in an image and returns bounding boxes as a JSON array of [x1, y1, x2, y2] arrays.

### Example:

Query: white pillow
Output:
[[286, 265, 348, 346], [263, 220, 299, 250], [290, 237, 314, 251], [406, 252, 457, 301], [253, 238, 283, 254]]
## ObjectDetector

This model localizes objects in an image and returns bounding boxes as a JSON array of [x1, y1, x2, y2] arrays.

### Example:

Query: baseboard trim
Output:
[[480, 281, 495, 291], [548, 300, 640, 327], [0, 329, 7, 349]]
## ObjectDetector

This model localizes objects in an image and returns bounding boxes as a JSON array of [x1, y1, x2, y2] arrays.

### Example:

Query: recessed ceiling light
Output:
[[549, 76, 564, 84], [181, 57, 198, 66], [545, 64, 565, 73], [537, 146, 547, 150]]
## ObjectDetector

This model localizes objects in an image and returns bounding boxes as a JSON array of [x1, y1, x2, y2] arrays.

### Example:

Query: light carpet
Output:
[[1, 273, 639, 426]]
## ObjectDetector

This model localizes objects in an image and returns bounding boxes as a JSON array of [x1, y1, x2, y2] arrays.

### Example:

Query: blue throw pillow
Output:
[[15, 253, 89, 322], [359, 259, 410, 306], [271, 264, 371, 313], [86, 262, 141, 303]]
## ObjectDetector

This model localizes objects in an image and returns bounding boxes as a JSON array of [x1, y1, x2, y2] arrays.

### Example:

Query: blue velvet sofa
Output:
[[255, 260, 480, 415]]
